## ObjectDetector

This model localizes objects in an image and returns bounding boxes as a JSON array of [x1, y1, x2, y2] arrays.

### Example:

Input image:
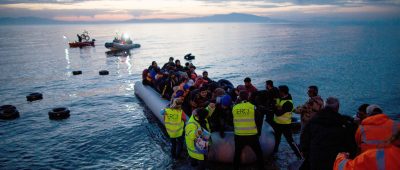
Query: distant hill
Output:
[[0, 13, 284, 25], [125, 13, 283, 23], [0, 17, 64, 25]]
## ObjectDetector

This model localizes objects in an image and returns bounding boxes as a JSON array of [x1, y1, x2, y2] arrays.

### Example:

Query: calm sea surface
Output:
[[0, 23, 399, 169]]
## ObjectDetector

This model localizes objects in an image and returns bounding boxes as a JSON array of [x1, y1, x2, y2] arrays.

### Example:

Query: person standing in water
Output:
[[232, 91, 264, 170], [273, 85, 303, 159], [162, 98, 187, 159], [185, 108, 211, 170]]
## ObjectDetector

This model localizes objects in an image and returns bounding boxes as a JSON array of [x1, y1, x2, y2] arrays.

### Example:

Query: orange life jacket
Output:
[[355, 114, 399, 153], [334, 145, 400, 170]]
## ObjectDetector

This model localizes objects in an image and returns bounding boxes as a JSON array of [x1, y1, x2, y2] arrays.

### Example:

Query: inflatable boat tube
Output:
[[134, 82, 275, 163]]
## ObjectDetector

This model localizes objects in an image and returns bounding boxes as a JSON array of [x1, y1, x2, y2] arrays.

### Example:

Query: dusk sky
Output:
[[0, 0, 399, 21]]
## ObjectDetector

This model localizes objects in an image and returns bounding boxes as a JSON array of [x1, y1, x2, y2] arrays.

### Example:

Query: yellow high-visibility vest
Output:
[[274, 99, 293, 124], [164, 108, 184, 138], [232, 102, 257, 136], [185, 115, 210, 160]]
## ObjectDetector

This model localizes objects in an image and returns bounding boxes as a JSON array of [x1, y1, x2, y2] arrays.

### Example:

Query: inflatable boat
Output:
[[105, 42, 140, 51], [134, 82, 275, 163], [69, 41, 95, 48]]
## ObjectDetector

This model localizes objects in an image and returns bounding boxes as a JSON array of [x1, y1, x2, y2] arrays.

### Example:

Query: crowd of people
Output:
[[142, 58, 399, 170]]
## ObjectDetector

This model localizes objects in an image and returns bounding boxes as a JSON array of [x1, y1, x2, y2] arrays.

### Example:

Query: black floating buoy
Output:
[[99, 70, 109, 75], [72, 70, 82, 75], [0, 105, 20, 120], [184, 53, 195, 60], [48, 107, 70, 120], [26, 92, 43, 102]]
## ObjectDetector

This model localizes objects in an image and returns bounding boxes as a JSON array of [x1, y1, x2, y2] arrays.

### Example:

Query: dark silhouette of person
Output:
[[77, 34, 82, 42]]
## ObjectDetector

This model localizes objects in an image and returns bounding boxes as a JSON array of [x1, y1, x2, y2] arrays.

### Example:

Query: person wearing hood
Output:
[[294, 85, 324, 129], [355, 104, 400, 154], [300, 97, 357, 170], [161, 98, 187, 159], [209, 93, 234, 138], [273, 85, 303, 159], [334, 129, 400, 170], [185, 108, 211, 170]]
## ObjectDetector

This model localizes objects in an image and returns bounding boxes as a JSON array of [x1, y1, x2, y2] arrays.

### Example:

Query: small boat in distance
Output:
[[69, 41, 95, 48], [69, 30, 95, 48], [105, 33, 140, 51]]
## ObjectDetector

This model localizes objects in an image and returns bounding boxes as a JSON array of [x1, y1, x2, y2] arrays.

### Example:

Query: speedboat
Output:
[[105, 42, 140, 51]]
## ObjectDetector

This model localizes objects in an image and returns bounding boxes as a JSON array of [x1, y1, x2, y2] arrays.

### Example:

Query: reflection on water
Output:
[[65, 48, 70, 70]]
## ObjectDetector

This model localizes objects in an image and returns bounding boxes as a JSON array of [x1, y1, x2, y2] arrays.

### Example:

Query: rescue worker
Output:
[[273, 85, 302, 159], [185, 108, 211, 170], [161, 98, 186, 159], [334, 129, 400, 170], [294, 85, 324, 130], [355, 104, 400, 153], [232, 91, 264, 170]]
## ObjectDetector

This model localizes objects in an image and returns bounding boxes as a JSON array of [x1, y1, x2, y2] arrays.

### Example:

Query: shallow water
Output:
[[0, 23, 399, 169]]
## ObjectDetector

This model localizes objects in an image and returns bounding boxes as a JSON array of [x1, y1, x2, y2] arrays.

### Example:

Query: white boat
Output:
[[104, 42, 140, 51], [134, 82, 275, 163]]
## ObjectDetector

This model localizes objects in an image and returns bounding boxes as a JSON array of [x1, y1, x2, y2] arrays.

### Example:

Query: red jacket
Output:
[[334, 145, 400, 170], [355, 114, 399, 153]]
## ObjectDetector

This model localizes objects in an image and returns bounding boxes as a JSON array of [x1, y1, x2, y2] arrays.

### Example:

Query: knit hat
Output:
[[183, 83, 190, 90], [366, 104, 383, 116], [174, 90, 184, 98], [220, 95, 232, 107]]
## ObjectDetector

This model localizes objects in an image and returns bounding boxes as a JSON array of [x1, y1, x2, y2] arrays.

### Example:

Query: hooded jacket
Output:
[[301, 108, 358, 170], [355, 113, 399, 153]]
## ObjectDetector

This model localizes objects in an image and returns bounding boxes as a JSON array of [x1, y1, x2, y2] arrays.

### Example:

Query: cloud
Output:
[[0, 6, 158, 21], [0, 0, 398, 21], [0, 0, 96, 4]]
